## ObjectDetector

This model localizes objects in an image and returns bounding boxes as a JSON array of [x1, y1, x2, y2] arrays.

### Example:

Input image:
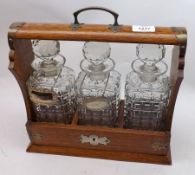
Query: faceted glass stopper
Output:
[[32, 40, 60, 60], [83, 42, 111, 65], [136, 44, 165, 65], [80, 42, 115, 80], [132, 44, 167, 82], [31, 40, 65, 76]]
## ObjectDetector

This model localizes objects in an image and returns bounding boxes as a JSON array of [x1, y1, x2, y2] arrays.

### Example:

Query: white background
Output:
[[0, 0, 195, 175]]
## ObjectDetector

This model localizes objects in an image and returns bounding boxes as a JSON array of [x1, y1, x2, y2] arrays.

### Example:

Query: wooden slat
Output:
[[8, 39, 35, 120], [9, 23, 187, 45], [118, 100, 124, 128], [71, 111, 79, 125]]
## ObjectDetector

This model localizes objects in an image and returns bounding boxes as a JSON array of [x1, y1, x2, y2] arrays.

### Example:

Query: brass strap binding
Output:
[[80, 134, 110, 145]]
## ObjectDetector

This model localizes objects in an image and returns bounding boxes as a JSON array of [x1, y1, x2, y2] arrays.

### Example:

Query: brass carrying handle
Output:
[[72, 6, 120, 31]]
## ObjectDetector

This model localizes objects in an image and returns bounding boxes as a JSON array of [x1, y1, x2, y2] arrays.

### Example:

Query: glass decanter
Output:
[[75, 42, 121, 126], [27, 40, 76, 124], [125, 44, 170, 130]]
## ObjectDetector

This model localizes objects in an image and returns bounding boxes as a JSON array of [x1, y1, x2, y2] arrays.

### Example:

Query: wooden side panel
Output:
[[27, 122, 170, 156], [8, 37, 35, 120], [166, 45, 186, 130]]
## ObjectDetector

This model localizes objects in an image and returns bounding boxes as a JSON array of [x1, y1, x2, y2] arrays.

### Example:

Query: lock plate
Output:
[[80, 134, 110, 146]]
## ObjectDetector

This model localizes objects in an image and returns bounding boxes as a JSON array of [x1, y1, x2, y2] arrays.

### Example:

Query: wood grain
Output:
[[10, 23, 187, 45], [27, 121, 170, 155], [166, 45, 186, 130], [27, 144, 172, 165], [8, 38, 35, 120]]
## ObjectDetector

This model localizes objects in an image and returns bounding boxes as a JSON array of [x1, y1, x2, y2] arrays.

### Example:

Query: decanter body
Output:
[[27, 40, 76, 123], [76, 42, 121, 126], [125, 44, 170, 130]]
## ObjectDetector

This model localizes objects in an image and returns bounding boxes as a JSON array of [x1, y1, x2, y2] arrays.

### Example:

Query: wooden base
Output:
[[27, 143, 172, 165]]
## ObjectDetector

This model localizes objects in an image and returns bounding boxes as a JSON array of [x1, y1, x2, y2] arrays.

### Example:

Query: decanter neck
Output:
[[89, 72, 109, 81], [142, 63, 158, 72], [40, 59, 61, 77], [139, 72, 157, 83], [89, 63, 106, 72], [139, 63, 158, 82], [88, 63, 108, 80]]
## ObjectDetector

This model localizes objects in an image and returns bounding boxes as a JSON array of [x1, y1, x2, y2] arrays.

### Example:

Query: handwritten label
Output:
[[86, 97, 109, 111], [132, 25, 155, 32]]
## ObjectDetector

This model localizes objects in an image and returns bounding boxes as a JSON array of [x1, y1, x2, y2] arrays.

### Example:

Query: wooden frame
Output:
[[8, 22, 187, 165]]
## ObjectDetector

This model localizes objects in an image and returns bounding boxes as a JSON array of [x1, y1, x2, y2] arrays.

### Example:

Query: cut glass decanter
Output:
[[75, 42, 121, 126], [27, 40, 76, 123], [125, 44, 170, 130]]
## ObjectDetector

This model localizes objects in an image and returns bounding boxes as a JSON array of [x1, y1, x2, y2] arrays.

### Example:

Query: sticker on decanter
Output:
[[132, 25, 155, 32], [85, 97, 109, 111], [28, 87, 58, 105]]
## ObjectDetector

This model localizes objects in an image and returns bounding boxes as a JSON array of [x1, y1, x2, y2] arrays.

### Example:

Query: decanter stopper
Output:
[[132, 44, 167, 82], [136, 44, 165, 65], [32, 40, 60, 59], [32, 40, 65, 76], [81, 42, 114, 80], [83, 42, 111, 65]]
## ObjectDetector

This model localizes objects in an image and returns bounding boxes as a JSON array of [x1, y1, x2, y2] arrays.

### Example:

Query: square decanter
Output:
[[125, 44, 170, 130], [75, 42, 121, 127], [27, 40, 76, 123]]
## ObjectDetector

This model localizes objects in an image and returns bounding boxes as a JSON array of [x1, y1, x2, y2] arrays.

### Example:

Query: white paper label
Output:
[[132, 25, 155, 32], [86, 97, 109, 111]]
